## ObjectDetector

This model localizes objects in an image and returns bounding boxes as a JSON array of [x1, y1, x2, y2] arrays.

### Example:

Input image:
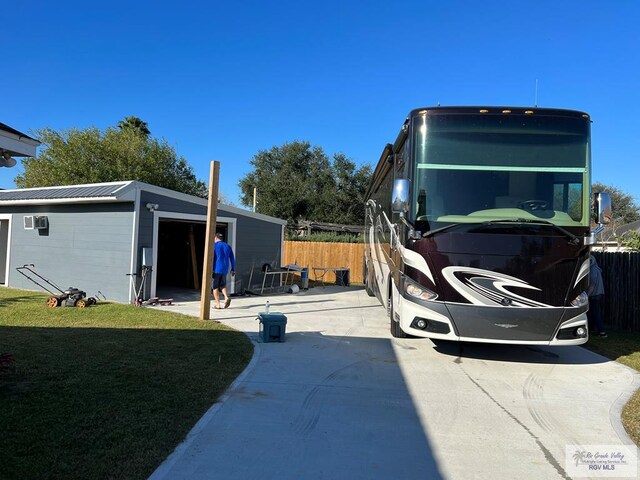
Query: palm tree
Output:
[[117, 116, 151, 137]]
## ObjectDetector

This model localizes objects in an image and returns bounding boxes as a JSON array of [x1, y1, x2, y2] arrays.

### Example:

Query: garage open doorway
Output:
[[150, 212, 236, 300], [156, 220, 207, 290]]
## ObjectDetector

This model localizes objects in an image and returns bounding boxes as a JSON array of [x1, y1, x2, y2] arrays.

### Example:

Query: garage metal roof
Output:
[[0, 180, 288, 225], [0, 182, 129, 201]]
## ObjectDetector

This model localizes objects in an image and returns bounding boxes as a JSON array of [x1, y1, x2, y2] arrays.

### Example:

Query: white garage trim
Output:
[[128, 188, 141, 303], [150, 211, 237, 300], [0, 214, 12, 287]]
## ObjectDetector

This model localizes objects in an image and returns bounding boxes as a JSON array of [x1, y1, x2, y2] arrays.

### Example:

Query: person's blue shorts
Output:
[[212, 273, 226, 290]]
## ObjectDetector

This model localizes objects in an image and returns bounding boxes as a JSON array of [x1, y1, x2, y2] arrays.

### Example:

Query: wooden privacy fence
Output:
[[283, 241, 365, 285], [592, 251, 640, 333]]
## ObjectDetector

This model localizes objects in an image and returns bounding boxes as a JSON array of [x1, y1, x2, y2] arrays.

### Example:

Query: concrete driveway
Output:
[[150, 287, 639, 480]]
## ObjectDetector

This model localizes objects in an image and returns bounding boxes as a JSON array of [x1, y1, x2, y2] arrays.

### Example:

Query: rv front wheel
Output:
[[364, 263, 375, 297]]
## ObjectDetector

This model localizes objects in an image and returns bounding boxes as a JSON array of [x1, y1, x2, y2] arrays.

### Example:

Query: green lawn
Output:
[[586, 331, 640, 447], [0, 287, 253, 480]]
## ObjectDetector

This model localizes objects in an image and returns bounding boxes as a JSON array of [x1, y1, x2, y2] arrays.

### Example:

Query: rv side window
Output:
[[553, 182, 583, 221], [395, 143, 407, 178]]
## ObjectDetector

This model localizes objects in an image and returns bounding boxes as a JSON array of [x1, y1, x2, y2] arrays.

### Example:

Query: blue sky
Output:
[[2, 1, 639, 207]]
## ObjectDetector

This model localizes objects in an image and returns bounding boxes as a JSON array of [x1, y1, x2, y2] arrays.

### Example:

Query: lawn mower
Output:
[[127, 266, 173, 307], [15, 264, 97, 308]]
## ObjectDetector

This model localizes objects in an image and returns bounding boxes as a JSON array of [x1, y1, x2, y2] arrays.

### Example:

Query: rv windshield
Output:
[[412, 113, 590, 229]]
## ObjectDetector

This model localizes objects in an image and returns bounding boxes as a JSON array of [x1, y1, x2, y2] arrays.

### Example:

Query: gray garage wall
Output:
[[0, 203, 134, 302], [138, 191, 207, 249], [0, 185, 286, 302], [137, 191, 283, 293], [233, 213, 282, 292]]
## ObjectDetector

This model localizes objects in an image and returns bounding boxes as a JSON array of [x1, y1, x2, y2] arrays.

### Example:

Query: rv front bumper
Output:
[[395, 288, 588, 346]]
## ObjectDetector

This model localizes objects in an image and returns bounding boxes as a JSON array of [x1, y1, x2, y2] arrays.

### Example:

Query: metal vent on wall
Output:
[[24, 215, 48, 230]]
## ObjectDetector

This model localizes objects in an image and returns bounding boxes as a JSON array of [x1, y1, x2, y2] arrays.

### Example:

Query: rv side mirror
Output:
[[594, 192, 612, 225], [392, 179, 410, 215]]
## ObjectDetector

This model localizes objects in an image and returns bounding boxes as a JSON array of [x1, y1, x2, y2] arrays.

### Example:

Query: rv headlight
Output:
[[571, 291, 589, 307], [405, 281, 438, 301]]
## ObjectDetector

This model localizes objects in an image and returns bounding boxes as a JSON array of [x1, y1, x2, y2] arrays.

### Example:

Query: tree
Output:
[[620, 231, 640, 252], [15, 119, 207, 198], [330, 154, 372, 225], [218, 191, 235, 206], [592, 182, 640, 224], [238, 141, 372, 224], [117, 116, 150, 137]]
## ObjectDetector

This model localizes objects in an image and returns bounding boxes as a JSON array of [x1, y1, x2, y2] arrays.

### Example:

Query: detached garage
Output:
[[0, 181, 287, 303]]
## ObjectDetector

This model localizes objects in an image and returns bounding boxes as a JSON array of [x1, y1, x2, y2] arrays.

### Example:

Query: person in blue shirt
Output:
[[212, 232, 235, 309]]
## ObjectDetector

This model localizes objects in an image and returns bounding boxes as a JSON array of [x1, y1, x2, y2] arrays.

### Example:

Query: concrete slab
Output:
[[149, 287, 640, 480]]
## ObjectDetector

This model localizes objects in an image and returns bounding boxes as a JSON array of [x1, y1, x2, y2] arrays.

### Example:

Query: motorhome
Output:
[[364, 106, 611, 344]]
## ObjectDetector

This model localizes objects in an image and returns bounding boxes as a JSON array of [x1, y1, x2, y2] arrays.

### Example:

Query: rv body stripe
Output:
[[417, 164, 586, 173], [379, 209, 435, 284], [574, 257, 590, 287], [399, 245, 434, 284], [441, 266, 551, 308]]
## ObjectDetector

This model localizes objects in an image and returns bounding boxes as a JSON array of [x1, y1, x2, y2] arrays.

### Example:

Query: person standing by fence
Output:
[[587, 255, 607, 338]]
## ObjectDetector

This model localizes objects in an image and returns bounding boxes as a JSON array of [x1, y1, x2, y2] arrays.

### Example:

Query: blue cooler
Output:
[[258, 312, 287, 343]]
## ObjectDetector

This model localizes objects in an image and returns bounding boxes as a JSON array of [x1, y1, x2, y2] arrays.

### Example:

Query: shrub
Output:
[[286, 232, 364, 243], [620, 231, 640, 252]]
